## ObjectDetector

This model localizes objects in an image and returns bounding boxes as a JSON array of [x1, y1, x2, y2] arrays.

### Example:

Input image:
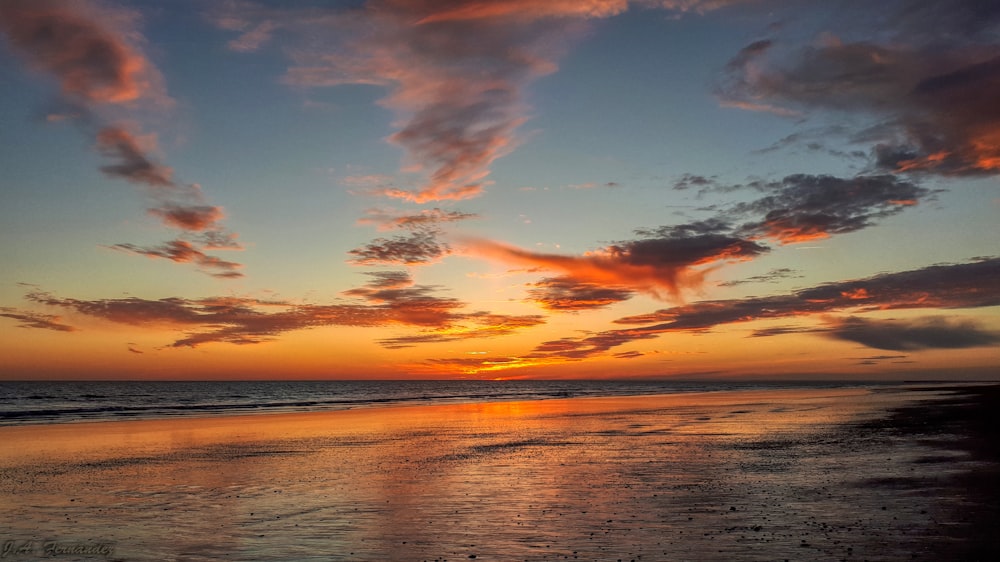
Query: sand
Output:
[[0, 385, 996, 561]]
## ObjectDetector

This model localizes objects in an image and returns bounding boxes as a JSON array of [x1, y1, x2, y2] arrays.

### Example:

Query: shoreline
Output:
[[0, 386, 879, 468], [0, 379, 971, 430]]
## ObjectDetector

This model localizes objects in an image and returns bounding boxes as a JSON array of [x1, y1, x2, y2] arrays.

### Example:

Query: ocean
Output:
[[0, 379, 893, 426]]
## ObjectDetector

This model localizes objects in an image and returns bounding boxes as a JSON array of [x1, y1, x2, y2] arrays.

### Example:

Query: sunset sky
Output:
[[1, 0, 998, 380]]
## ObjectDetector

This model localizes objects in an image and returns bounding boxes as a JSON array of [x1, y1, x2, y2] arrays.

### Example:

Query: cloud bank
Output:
[[515, 257, 1000, 360], [824, 316, 1000, 351], [19, 271, 544, 349]]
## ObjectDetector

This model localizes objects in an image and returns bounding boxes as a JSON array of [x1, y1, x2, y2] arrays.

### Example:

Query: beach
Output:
[[1, 384, 997, 561]]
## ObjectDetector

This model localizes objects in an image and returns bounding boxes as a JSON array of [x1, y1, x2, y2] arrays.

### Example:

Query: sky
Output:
[[0, 0, 998, 381]]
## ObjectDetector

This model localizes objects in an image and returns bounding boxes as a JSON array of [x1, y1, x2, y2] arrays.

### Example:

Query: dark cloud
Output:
[[378, 313, 545, 348], [195, 230, 243, 250], [0, 307, 75, 332], [95, 126, 174, 188], [607, 234, 769, 269], [526, 277, 635, 311], [852, 354, 908, 361], [672, 174, 717, 191], [20, 272, 544, 348], [731, 174, 930, 243], [718, 267, 801, 287], [344, 271, 415, 293], [615, 257, 1000, 331], [652, 172, 929, 255], [634, 218, 734, 238], [357, 207, 478, 231], [349, 229, 450, 266], [519, 257, 1000, 361], [748, 325, 814, 338], [719, 1, 1000, 176], [526, 328, 660, 360], [825, 316, 1000, 351]]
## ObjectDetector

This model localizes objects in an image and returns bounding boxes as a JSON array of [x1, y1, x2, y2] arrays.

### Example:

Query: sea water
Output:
[[0, 379, 890, 425]]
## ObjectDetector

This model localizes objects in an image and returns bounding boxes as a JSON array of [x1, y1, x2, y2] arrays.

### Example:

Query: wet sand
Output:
[[0, 385, 996, 561]]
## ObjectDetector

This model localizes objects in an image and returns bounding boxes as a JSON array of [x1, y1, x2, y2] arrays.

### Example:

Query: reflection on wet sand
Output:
[[0, 386, 992, 560]]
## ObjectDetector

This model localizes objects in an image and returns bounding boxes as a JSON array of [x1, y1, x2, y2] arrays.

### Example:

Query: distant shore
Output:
[[1, 384, 997, 561]]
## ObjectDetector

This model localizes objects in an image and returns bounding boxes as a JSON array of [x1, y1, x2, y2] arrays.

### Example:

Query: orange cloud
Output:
[[20, 272, 545, 349], [111, 240, 244, 279], [464, 232, 767, 300], [0, 307, 75, 332], [148, 204, 226, 232], [414, 0, 629, 24], [719, 4, 1000, 178], [0, 0, 157, 105]]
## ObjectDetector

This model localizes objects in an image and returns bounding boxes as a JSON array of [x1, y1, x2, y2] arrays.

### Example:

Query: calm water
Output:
[[0, 380, 890, 425]]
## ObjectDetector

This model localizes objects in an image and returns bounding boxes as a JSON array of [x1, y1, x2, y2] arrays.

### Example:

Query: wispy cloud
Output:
[[250, 1, 584, 202], [0, 1, 241, 278], [357, 207, 479, 231], [110, 240, 244, 279], [349, 230, 451, 266], [718, 267, 801, 288], [526, 328, 660, 360], [213, 1, 747, 202], [351, 207, 477, 266], [20, 272, 544, 349], [0, 307, 76, 332], [95, 126, 174, 187]]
